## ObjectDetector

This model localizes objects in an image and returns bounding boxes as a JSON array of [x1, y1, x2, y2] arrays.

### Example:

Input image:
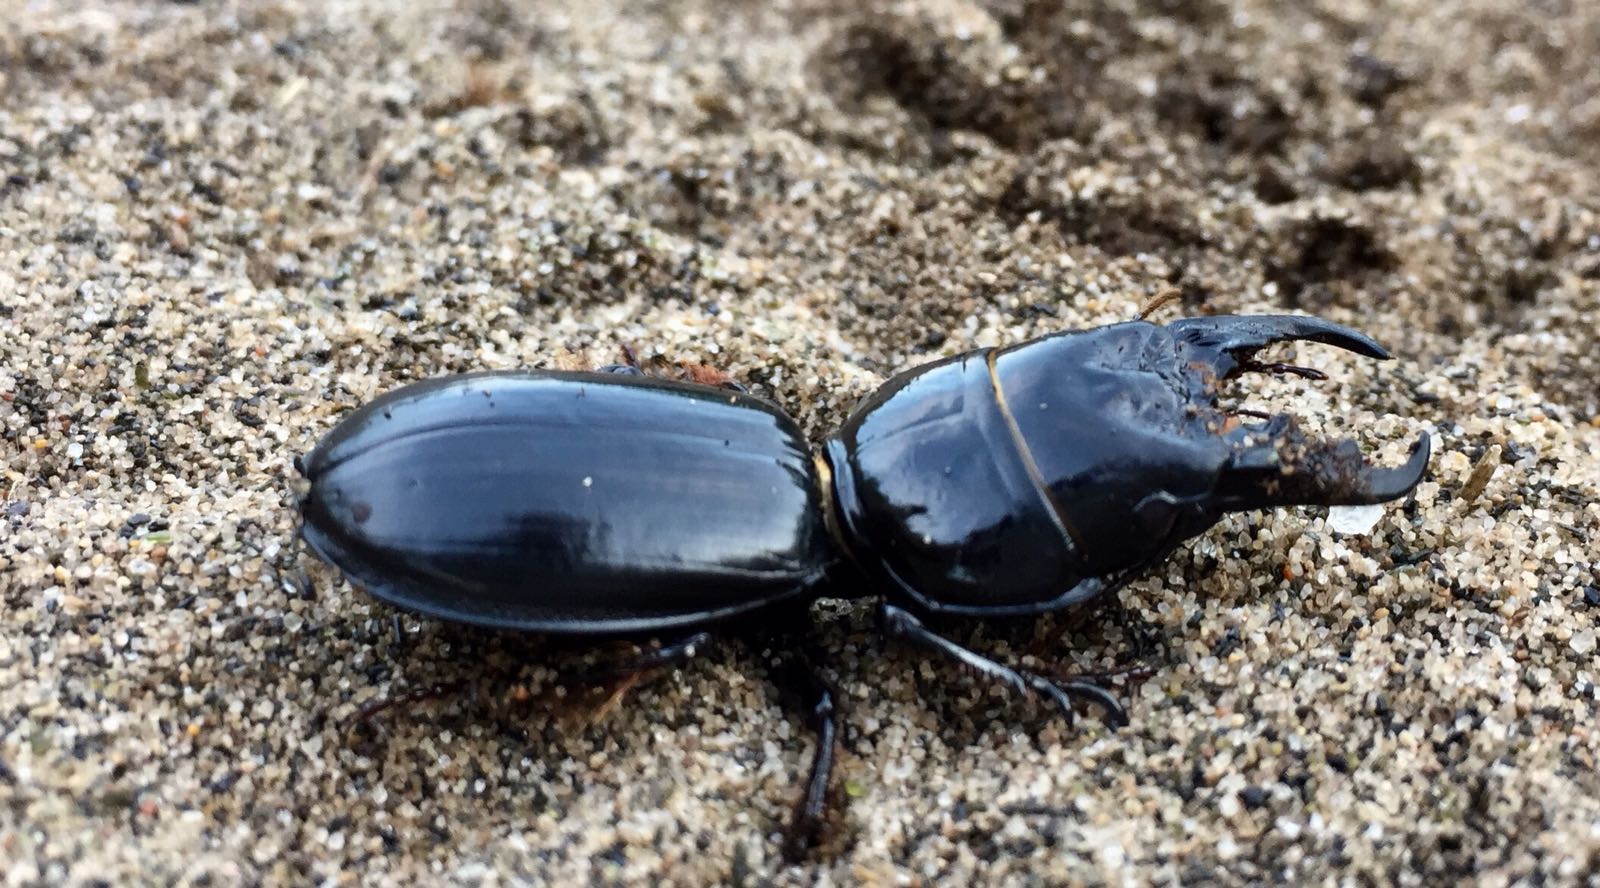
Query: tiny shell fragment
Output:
[[1327, 503, 1385, 535]]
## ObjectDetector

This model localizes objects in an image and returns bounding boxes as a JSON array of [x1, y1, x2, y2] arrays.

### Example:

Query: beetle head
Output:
[[1159, 313, 1430, 504], [993, 314, 1430, 577]]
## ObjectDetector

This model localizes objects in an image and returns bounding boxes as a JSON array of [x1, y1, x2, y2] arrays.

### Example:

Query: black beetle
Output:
[[296, 313, 1430, 852]]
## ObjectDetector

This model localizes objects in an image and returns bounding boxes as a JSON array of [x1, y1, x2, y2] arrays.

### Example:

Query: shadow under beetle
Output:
[[296, 313, 1431, 854]]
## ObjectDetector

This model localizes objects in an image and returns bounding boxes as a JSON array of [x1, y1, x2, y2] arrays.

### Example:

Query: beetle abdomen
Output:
[[299, 371, 833, 632]]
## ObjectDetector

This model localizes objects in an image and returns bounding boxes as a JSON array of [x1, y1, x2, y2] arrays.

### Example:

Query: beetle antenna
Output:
[[1136, 287, 1181, 320]]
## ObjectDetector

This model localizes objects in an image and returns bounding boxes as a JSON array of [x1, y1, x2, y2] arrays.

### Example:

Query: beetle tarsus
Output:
[[584, 671, 645, 724], [1053, 680, 1129, 728], [878, 603, 1126, 728]]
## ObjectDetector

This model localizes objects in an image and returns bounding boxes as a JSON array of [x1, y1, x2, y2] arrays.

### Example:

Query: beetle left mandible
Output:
[[295, 313, 1431, 855]]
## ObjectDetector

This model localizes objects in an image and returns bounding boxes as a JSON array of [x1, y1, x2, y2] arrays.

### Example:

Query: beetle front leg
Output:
[[878, 603, 1128, 729]]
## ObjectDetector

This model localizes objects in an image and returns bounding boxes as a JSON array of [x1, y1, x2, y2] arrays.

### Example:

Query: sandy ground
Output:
[[3, 0, 1599, 884]]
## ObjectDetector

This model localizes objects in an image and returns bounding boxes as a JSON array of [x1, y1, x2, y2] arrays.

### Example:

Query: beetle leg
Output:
[[593, 342, 647, 375], [349, 679, 469, 732], [350, 633, 715, 738], [878, 603, 1128, 728], [584, 671, 646, 724], [1050, 681, 1127, 725], [768, 656, 840, 861], [562, 631, 714, 685], [1041, 661, 1158, 685]]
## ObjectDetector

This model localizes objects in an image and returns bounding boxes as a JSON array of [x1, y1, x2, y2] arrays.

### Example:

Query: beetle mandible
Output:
[[296, 313, 1430, 852]]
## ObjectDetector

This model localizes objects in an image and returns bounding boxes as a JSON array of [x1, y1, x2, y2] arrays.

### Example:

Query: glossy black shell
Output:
[[298, 371, 834, 632]]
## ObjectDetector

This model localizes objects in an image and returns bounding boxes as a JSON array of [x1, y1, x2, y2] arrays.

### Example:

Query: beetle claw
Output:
[[1021, 674, 1079, 728], [1053, 680, 1129, 728]]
